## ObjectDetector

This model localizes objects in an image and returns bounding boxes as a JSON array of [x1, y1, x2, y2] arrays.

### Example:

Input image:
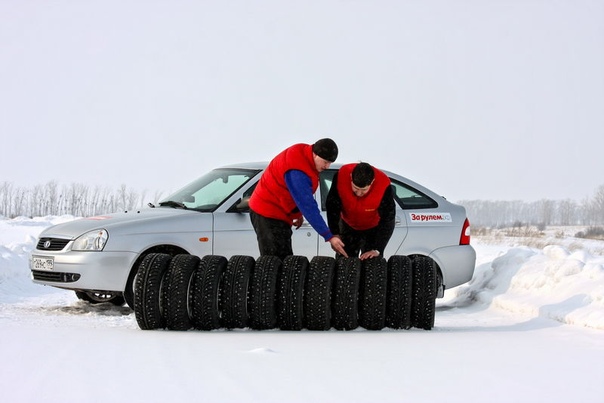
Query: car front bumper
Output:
[[30, 250, 137, 292]]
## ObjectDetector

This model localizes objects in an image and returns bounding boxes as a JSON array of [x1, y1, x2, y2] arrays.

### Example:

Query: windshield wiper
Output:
[[159, 200, 188, 209]]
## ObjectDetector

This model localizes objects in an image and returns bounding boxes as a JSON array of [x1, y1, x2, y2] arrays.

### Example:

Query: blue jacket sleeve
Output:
[[285, 170, 333, 241]]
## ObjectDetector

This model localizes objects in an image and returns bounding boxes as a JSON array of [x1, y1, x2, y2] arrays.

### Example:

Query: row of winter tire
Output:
[[133, 253, 438, 331]]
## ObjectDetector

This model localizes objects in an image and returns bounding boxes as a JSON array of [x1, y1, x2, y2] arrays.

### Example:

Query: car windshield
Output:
[[159, 168, 261, 212]]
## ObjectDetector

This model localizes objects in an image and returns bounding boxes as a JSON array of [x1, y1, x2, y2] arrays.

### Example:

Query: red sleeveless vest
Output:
[[337, 163, 391, 230], [249, 143, 319, 223]]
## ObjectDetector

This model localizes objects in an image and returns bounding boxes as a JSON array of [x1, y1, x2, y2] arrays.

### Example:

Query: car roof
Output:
[[218, 161, 346, 170], [217, 161, 447, 202]]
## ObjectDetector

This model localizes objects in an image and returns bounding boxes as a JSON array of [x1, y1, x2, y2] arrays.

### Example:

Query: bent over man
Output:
[[249, 138, 347, 261], [326, 162, 395, 260]]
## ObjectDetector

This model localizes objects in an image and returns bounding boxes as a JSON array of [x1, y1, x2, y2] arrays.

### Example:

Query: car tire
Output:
[[411, 256, 437, 330], [134, 253, 172, 330], [277, 255, 308, 330], [75, 290, 125, 306], [220, 255, 255, 329], [358, 257, 388, 330], [163, 254, 199, 331], [191, 255, 228, 330], [304, 256, 336, 331], [332, 257, 361, 331], [249, 255, 281, 330], [385, 255, 413, 329]]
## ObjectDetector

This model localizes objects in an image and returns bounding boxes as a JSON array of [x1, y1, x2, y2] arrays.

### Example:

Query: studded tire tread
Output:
[[277, 255, 309, 330], [191, 255, 227, 330], [220, 255, 255, 329], [358, 257, 388, 330], [332, 257, 361, 331], [386, 255, 413, 329], [134, 253, 172, 330], [304, 256, 336, 330], [249, 255, 281, 330], [410, 256, 437, 330], [164, 254, 199, 331]]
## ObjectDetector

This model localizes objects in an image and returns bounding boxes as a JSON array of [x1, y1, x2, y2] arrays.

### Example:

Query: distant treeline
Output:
[[1, 181, 603, 227], [459, 184, 604, 227], [0, 181, 166, 218]]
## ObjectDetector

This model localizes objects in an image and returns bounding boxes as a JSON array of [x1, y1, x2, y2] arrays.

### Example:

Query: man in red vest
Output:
[[249, 138, 348, 261], [326, 162, 395, 260]]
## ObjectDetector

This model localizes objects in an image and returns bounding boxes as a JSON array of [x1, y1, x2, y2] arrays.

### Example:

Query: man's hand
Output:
[[329, 236, 348, 258], [293, 217, 304, 229], [360, 250, 380, 260]]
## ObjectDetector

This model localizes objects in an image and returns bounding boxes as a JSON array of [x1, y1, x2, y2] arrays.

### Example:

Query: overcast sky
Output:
[[1, 0, 602, 202]]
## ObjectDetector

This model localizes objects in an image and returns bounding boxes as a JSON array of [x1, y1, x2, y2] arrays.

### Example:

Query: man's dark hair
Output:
[[351, 162, 374, 187]]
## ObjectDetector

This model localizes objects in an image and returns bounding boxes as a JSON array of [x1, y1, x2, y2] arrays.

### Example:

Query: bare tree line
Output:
[[0, 181, 165, 218], [459, 184, 604, 228]]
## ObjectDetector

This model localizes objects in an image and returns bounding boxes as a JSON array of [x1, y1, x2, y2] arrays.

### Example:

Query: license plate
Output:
[[32, 256, 54, 271]]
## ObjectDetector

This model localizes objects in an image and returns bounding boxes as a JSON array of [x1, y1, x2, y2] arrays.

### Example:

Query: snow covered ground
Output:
[[1, 216, 603, 403]]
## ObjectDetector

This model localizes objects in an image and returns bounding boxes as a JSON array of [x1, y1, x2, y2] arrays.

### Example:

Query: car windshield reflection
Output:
[[159, 168, 261, 212]]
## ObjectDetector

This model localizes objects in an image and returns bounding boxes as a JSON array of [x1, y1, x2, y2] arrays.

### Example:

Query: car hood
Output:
[[39, 208, 200, 239]]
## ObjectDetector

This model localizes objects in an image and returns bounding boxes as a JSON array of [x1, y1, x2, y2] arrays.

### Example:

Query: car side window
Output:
[[226, 182, 257, 213], [390, 180, 438, 209], [319, 170, 337, 211]]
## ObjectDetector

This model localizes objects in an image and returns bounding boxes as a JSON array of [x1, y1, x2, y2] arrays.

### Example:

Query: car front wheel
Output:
[[75, 290, 125, 306]]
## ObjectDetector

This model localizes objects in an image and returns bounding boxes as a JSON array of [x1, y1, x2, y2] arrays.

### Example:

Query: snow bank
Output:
[[452, 243, 604, 329]]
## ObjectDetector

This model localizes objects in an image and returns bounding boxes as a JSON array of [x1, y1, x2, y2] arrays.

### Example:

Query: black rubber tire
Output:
[[304, 256, 336, 331], [133, 253, 172, 330], [332, 257, 361, 331], [220, 255, 255, 329], [163, 254, 199, 331], [358, 257, 388, 330], [410, 256, 437, 330], [75, 290, 125, 306], [385, 255, 413, 329], [191, 255, 228, 330], [277, 255, 309, 330], [249, 255, 281, 330]]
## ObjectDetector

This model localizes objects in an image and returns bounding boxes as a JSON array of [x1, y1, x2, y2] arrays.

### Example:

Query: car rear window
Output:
[[390, 180, 438, 210]]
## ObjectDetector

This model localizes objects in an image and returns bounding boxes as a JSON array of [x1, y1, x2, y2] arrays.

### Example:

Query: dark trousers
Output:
[[249, 210, 292, 262], [339, 219, 394, 258]]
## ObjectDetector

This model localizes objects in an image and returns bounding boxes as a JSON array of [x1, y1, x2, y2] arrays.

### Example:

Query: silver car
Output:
[[30, 162, 475, 308]]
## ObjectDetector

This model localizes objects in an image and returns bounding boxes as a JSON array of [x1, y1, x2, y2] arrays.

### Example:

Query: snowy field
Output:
[[1, 216, 603, 403]]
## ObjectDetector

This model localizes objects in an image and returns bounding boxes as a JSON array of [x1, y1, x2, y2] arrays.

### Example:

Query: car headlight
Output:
[[72, 229, 109, 251]]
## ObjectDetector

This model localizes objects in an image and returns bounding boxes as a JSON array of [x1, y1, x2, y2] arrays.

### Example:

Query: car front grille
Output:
[[32, 270, 81, 283], [36, 237, 71, 251]]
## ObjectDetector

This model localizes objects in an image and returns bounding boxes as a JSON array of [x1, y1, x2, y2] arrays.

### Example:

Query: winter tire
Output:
[[163, 254, 199, 331], [358, 257, 388, 330], [410, 256, 437, 330], [385, 255, 413, 329], [304, 256, 336, 331], [249, 255, 281, 330], [191, 255, 227, 330], [220, 255, 255, 329], [134, 253, 172, 330], [332, 257, 361, 331], [277, 255, 308, 330]]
